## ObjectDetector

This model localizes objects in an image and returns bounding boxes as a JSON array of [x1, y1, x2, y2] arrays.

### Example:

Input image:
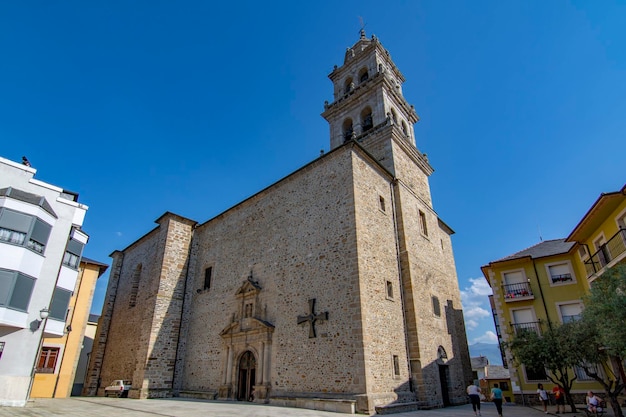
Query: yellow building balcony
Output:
[[512, 321, 541, 336], [584, 228, 626, 279], [503, 282, 534, 302]]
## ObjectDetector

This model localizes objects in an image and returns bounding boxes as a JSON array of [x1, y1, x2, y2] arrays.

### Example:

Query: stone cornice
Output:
[[329, 36, 405, 84], [322, 73, 418, 123], [355, 123, 433, 177]]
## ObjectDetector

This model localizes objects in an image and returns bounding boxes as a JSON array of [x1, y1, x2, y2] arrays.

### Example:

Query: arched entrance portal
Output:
[[237, 351, 256, 401], [437, 346, 451, 406]]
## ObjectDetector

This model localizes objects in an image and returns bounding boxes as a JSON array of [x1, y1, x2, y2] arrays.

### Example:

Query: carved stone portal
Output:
[[219, 275, 274, 402]]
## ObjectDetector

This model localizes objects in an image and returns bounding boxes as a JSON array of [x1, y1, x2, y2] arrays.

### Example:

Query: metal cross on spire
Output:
[[358, 16, 367, 38]]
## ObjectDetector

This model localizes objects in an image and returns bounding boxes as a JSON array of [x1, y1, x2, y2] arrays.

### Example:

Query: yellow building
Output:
[[30, 258, 107, 398], [482, 239, 601, 403], [481, 183, 626, 404], [566, 184, 626, 283]]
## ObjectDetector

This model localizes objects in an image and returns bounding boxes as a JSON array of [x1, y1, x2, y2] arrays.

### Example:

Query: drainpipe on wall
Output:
[[532, 259, 552, 330]]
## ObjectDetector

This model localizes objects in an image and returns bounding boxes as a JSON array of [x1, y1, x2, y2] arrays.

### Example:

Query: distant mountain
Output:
[[469, 342, 503, 366]]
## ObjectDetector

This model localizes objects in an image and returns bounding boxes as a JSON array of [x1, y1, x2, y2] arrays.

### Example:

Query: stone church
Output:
[[84, 31, 472, 414]]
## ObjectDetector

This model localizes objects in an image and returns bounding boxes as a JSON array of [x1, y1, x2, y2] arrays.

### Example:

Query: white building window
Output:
[[62, 238, 84, 270], [616, 209, 626, 246], [546, 262, 574, 285], [616, 208, 626, 230], [49, 287, 72, 321], [502, 270, 532, 299], [0, 208, 52, 254], [511, 308, 539, 335], [0, 269, 36, 312], [558, 302, 582, 323], [574, 363, 603, 381]]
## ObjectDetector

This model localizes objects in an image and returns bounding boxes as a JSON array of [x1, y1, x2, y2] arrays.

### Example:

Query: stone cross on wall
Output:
[[297, 298, 328, 338]]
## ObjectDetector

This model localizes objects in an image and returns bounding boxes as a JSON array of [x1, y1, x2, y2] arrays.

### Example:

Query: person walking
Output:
[[490, 383, 505, 417], [467, 383, 482, 416], [552, 384, 565, 414], [537, 383, 549, 413]]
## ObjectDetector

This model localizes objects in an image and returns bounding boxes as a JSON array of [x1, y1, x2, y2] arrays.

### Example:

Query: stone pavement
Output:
[[0, 397, 607, 417]]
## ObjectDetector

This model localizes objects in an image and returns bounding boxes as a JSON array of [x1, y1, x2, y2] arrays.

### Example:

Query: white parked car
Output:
[[104, 380, 132, 397]]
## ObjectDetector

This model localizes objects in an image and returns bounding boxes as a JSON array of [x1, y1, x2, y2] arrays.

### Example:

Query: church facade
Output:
[[84, 32, 472, 414]]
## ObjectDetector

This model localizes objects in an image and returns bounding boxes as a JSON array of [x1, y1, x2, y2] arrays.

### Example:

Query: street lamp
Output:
[[36, 308, 50, 329], [27, 307, 50, 400]]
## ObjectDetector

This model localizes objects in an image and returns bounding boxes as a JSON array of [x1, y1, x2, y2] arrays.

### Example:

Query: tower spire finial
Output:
[[358, 16, 366, 38]]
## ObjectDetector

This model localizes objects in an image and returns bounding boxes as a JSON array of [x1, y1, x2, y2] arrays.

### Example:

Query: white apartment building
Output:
[[0, 156, 88, 406]]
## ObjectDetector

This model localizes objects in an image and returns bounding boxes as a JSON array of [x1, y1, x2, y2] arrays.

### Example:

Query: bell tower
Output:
[[321, 30, 434, 205], [323, 33, 473, 409]]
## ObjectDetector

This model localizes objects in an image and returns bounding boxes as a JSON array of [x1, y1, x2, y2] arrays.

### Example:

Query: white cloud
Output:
[[461, 277, 494, 334], [462, 277, 493, 299], [465, 319, 478, 330], [472, 330, 498, 344], [116, 231, 123, 237], [464, 306, 491, 320], [461, 277, 492, 311]]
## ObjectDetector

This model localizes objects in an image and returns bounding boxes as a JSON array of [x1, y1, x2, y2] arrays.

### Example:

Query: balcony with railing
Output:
[[503, 282, 534, 301], [583, 228, 626, 278], [512, 321, 541, 336]]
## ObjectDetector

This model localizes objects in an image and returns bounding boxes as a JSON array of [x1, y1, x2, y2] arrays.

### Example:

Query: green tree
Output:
[[505, 323, 586, 413], [571, 320, 625, 417], [582, 263, 626, 359], [580, 263, 626, 417]]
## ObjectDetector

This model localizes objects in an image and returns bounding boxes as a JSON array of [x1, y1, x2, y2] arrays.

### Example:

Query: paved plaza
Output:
[[0, 397, 607, 417]]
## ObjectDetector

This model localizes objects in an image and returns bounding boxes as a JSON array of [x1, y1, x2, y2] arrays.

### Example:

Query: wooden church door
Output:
[[237, 351, 256, 401]]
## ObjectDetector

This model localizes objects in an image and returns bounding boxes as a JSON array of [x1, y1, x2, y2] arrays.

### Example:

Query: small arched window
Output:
[[359, 67, 369, 83], [342, 119, 354, 142], [344, 77, 354, 94], [437, 346, 448, 364], [390, 108, 398, 125], [401, 121, 408, 137], [361, 107, 373, 132], [432, 295, 441, 317]]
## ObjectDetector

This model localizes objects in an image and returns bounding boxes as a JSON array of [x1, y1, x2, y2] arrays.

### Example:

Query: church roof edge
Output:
[[154, 211, 198, 226], [195, 141, 395, 231]]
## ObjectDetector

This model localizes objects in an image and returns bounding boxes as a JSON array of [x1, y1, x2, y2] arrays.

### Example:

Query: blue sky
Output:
[[1, 1, 624, 346]]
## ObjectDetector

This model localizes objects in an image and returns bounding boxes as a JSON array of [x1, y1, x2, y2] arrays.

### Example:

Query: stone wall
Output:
[[89, 214, 195, 399], [389, 153, 471, 408], [177, 146, 369, 400], [352, 152, 413, 412], [139, 215, 195, 398]]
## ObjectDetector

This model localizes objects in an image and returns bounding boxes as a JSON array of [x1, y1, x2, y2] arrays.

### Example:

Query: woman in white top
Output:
[[537, 383, 549, 413], [466, 383, 482, 416]]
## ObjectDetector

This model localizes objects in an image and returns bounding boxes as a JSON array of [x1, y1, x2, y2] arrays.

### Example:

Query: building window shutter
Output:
[[10, 273, 35, 311], [0, 209, 32, 233], [66, 239, 84, 256], [0, 270, 13, 306], [30, 219, 52, 245], [49, 288, 72, 320]]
